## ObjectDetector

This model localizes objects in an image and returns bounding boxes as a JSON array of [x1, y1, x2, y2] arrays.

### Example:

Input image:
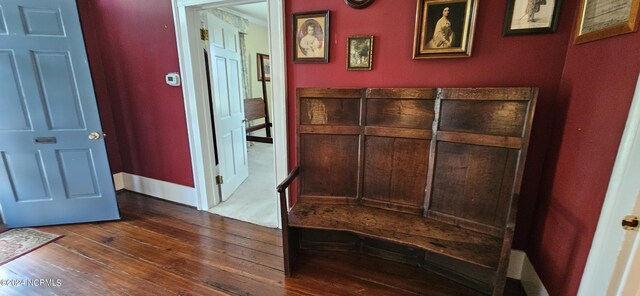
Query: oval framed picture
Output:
[[344, 0, 374, 9]]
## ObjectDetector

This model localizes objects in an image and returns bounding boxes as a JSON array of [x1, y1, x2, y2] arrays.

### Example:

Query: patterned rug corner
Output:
[[0, 228, 63, 265]]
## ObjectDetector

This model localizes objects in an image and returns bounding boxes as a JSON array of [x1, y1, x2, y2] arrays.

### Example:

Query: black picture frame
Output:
[[292, 10, 330, 63], [503, 0, 563, 35]]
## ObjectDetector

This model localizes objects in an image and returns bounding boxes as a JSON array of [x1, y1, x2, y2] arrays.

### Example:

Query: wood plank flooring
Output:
[[0, 191, 526, 295]]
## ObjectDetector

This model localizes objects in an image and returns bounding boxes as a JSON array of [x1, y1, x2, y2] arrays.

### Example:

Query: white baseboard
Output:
[[508, 250, 549, 296], [113, 172, 125, 191], [115, 173, 197, 207]]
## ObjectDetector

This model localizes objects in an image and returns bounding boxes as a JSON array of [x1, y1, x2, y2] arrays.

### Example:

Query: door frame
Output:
[[578, 73, 640, 295], [171, 0, 288, 228]]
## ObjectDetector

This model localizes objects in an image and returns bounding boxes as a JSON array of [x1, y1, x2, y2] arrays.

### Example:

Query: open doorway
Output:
[[171, 0, 287, 229], [200, 3, 277, 227]]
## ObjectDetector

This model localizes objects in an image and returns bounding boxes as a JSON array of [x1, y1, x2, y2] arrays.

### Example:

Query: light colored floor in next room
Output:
[[209, 142, 278, 228]]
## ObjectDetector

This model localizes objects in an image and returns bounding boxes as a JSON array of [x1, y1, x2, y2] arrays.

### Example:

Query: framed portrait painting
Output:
[[347, 35, 373, 70], [257, 53, 270, 81], [413, 0, 478, 59], [293, 11, 330, 63], [504, 0, 563, 35]]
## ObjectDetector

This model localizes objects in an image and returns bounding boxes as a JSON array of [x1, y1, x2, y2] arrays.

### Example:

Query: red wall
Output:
[[530, 20, 640, 296], [77, 1, 123, 173], [83, 0, 194, 187], [285, 0, 576, 249]]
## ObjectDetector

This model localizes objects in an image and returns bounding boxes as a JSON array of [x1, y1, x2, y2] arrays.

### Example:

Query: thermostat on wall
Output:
[[165, 72, 181, 86]]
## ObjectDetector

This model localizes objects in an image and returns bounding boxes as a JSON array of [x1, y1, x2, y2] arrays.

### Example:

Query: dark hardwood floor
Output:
[[0, 191, 526, 295]]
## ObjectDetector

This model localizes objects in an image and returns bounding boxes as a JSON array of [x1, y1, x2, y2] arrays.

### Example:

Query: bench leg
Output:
[[282, 225, 298, 276]]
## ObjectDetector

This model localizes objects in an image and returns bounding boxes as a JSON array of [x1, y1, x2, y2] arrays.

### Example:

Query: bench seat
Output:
[[289, 202, 502, 269]]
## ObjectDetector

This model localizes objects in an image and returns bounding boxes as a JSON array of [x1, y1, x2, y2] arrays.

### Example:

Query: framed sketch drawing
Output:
[[347, 35, 373, 70], [504, 0, 563, 35], [575, 0, 640, 44], [257, 53, 270, 81], [293, 11, 330, 63], [413, 0, 478, 59]]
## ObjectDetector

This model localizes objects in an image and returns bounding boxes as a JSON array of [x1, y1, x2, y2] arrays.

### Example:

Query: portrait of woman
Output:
[[413, 0, 477, 59], [423, 2, 466, 49], [427, 7, 455, 48]]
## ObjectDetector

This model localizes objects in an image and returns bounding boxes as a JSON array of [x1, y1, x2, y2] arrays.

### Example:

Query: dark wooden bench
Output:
[[277, 87, 537, 295], [244, 97, 272, 143]]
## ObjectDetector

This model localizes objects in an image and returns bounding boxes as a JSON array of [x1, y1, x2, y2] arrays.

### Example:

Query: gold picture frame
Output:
[[413, 0, 478, 59], [347, 35, 373, 71], [575, 0, 640, 44]]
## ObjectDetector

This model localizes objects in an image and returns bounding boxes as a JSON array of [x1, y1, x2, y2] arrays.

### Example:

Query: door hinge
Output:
[[215, 175, 223, 185], [200, 28, 209, 41], [622, 215, 639, 231]]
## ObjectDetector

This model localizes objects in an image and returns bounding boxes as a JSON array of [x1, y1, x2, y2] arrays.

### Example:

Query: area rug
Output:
[[0, 228, 62, 265]]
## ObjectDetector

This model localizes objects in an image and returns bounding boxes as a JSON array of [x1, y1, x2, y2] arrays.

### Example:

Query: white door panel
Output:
[[207, 14, 248, 201]]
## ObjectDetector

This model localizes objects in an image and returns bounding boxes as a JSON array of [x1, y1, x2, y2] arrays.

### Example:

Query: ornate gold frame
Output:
[[412, 0, 478, 59]]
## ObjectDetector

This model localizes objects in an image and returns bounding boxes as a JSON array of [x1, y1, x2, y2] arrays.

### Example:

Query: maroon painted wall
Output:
[[530, 18, 640, 296], [82, 0, 194, 187], [285, 0, 576, 249], [77, 0, 123, 173]]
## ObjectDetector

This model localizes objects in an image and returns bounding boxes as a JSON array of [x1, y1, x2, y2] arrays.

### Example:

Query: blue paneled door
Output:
[[0, 0, 120, 227]]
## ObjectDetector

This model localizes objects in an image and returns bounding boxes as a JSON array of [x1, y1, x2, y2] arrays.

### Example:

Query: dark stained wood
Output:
[[300, 98, 361, 125], [0, 191, 525, 295], [429, 142, 519, 234], [439, 88, 536, 101], [300, 134, 359, 198], [366, 87, 436, 99], [363, 136, 430, 211], [246, 135, 274, 143], [244, 97, 272, 142], [297, 87, 362, 98], [298, 125, 361, 135], [439, 100, 528, 137], [288, 202, 503, 269], [288, 87, 537, 295], [437, 131, 522, 149], [364, 126, 432, 139], [244, 98, 267, 121], [366, 99, 434, 128], [277, 166, 299, 276]]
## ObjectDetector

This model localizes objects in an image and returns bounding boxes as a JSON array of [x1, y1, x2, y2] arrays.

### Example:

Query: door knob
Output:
[[88, 132, 101, 140], [622, 215, 639, 231], [242, 118, 248, 123]]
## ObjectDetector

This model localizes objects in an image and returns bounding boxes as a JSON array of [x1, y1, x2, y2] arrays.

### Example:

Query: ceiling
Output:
[[226, 2, 268, 27]]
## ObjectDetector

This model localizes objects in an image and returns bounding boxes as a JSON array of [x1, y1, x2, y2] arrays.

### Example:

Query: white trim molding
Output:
[[113, 173, 125, 191], [118, 173, 198, 207], [171, 0, 288, 229], [508, 250, 549, 296]]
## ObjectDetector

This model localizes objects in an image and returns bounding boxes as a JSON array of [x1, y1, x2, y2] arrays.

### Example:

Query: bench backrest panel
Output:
[[296, 87, 537, 235]]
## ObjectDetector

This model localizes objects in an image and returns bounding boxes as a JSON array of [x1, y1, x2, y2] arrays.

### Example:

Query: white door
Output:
[[207, 15, 249, 202], [0, 0, 120, 227], [579, 73, 640, 295]]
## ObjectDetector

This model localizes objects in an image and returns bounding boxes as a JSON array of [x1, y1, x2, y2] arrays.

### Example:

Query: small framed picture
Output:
[[413, 0, 478, 59], [347, 35, 373, 71], [575, 0, 640, 44], [257, 53, 270, 81], [504, 0, 563, 35], [292, 11, 330, 63]]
